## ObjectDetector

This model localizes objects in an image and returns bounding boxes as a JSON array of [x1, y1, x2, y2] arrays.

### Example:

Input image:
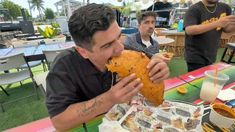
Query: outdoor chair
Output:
[[20, 60, 45, 70], [34, 47, 72, 98], [220, 32, 232, 48], [43, 47, 72, 70], [166, 35, 185, 57], [221, 34, 235, 64], [13, 44, 46, 72], [34, 71, 48, 97], [0, 53, 39, 111], [221, 43, 235, 64]]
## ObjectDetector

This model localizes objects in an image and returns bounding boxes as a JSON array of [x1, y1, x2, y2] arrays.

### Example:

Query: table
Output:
[[165, 62, 235, 131], [161, 30, 185, 56], [5, 62, 235, 131], [6, 117, 55, 132], [154, 36, 175, 45], [0, 41, 75, 62], [164, 62, 234, 104], [153, 36, 175, 51]]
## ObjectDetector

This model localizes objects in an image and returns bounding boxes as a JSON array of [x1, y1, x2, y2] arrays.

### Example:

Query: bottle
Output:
[[177, 19, 184, 32]]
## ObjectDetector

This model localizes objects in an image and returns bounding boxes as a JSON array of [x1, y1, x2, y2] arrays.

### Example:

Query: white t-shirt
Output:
[[142, 40, 152, 48]]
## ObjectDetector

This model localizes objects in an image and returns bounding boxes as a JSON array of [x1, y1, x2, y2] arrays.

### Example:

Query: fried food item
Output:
[[122, 112, 140, 132], [171, 118, 184, 129], [162, 52, 174, 59], [106, 50, 164, 106], [177, 86, 188, 94]]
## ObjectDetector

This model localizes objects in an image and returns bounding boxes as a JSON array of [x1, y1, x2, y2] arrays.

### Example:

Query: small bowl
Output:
[[209, 103, 235, 128]]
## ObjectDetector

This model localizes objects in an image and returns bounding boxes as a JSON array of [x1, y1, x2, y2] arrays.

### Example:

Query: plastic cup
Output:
[[200, 70, 229, 103]]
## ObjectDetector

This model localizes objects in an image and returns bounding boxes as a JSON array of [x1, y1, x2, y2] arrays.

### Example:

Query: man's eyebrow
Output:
[[100, 32, 121, 48]]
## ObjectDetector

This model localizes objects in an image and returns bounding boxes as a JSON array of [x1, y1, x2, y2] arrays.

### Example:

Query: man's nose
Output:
[[150, 23, 155, 28], [114, 40, 124, 54]]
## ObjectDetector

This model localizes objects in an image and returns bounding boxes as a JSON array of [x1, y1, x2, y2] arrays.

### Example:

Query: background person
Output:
[[124, 11, 171, 62], [184, 0, 235, 72]]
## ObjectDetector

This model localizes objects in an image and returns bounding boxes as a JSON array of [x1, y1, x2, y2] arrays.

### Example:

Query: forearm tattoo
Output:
[[76, 96, 104, 117]]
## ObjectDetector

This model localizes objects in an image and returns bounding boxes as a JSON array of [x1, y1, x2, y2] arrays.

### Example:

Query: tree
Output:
[[23, 8, 32, 20], [1, 0, 21, 19], [44, 8, 55, 20], [30, 0, 44, 20]]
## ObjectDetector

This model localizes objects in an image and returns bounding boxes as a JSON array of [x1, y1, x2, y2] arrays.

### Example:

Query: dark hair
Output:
[[68, 3, 116, 51], [137, 11, 156, 24]]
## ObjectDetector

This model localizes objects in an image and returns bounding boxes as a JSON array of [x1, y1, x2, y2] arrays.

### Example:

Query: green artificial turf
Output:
[[0, 47, 232, 131], [0, 66, 48, 131]]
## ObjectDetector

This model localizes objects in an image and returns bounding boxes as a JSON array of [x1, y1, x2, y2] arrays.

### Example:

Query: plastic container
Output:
[[200, 70, 229, 103], [209, 103, 235, 128]]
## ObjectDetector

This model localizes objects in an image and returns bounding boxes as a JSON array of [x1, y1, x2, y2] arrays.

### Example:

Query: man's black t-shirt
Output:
[[184, 2, 231, 64], [46, 48, 114, 117]]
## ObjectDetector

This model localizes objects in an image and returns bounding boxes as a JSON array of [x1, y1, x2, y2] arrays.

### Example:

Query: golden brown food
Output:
[[213, 104, 235, 119], [106, 50, 165, 106], [171, 118, 184, 129], [162, 52, 174, 59]]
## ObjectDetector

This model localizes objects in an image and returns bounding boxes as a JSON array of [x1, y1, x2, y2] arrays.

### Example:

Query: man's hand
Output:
[[147, 58, 169, 83], [152, 53, 172, 63], [107, 74, 143, 104], [216, 15, 235, 28]]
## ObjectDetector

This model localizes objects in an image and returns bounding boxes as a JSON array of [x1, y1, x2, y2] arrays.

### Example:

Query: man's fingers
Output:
[[124, 83, 143, 100], [152, 69, 170, 83], [147, 58, 162, 69], [115, 73, 137, 88], [148, 61, 166, 77], [150, 68, 168, 80], [123, 78, 142, 95]]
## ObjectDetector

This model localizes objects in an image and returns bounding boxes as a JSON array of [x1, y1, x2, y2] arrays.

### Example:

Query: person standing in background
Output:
[[184, 0, 235, 72]]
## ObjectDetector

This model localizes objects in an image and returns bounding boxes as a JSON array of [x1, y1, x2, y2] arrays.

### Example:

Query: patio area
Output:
[[0, 47, 232, 131]]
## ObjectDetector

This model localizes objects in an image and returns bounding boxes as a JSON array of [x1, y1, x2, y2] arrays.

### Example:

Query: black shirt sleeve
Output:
[[225, 4, 232, 15], [184, 5, 201, 28]]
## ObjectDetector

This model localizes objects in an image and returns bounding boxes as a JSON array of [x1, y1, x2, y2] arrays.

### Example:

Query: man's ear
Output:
[[76, 46, 89, 59]]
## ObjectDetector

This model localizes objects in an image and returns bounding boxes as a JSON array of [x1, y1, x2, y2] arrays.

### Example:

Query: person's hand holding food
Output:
[[147, 57, 170, 83], [107, 73, 143, 104], [107, 50, 169, 106], [152, 52, 174, 63]]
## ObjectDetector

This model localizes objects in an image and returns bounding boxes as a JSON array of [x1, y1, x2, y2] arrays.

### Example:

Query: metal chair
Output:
[[34, 71, 48, 97], [13, 43, 46, 72], [221, 34, 235, 64], [165, 35, 185, 57], [221, 43, 235, 64], [0, 52, 39, 111], [33, 47, 72, 97], [43, 47, 72, 70]]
